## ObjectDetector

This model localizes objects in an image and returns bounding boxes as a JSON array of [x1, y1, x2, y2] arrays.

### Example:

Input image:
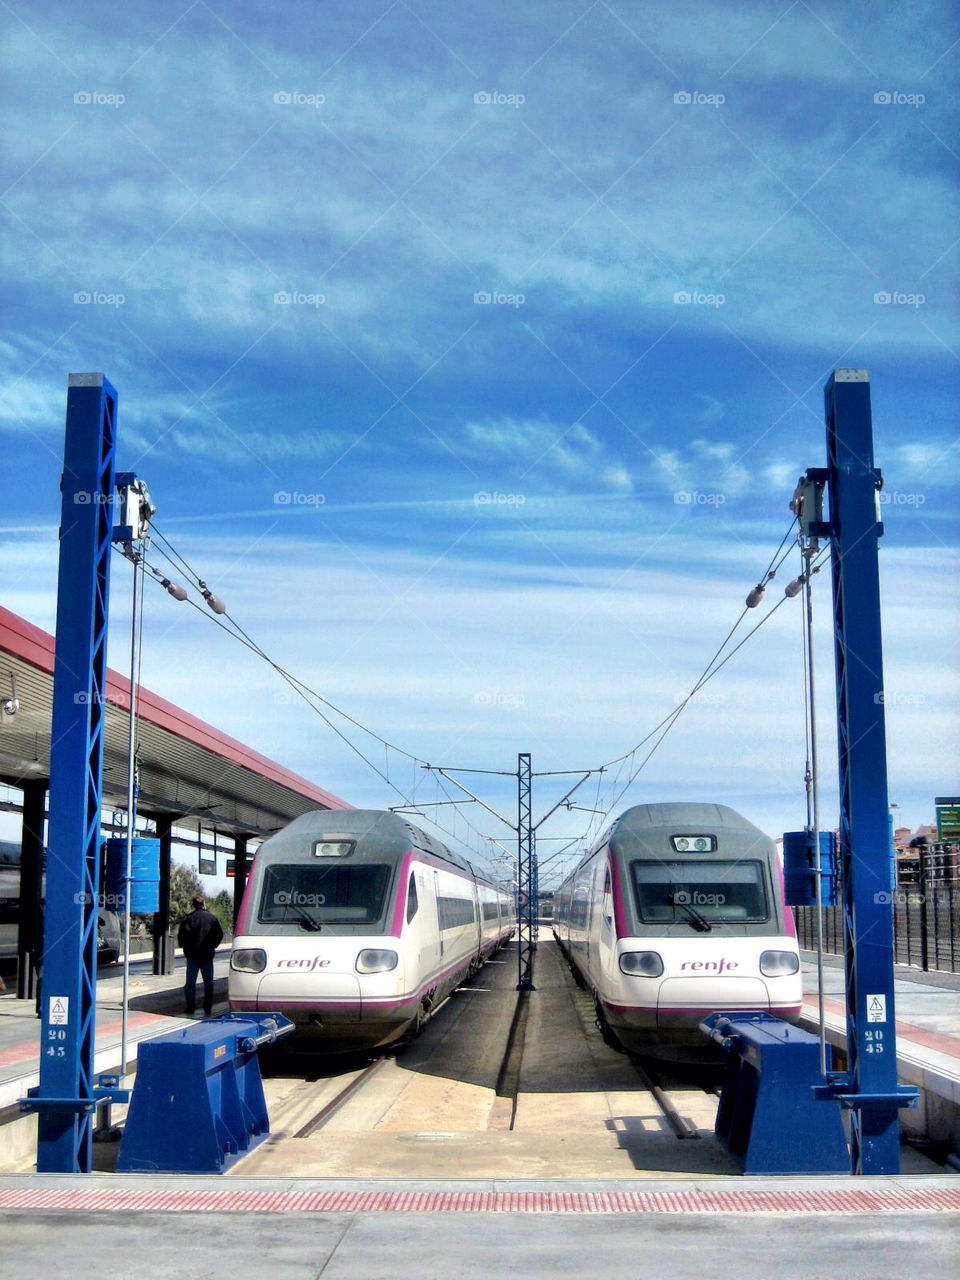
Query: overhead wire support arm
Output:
[[532, 773, 593, 833], [433, 768, 517, 830], [422, 765, 518, 777], [389, 799, 477, 810]]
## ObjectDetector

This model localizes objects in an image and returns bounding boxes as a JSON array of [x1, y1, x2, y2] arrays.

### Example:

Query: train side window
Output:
[[406, 873, 419, 923]]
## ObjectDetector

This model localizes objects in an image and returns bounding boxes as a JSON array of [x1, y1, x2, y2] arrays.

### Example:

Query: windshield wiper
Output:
[[668, 887, 712, 932], [285, 902, 322, 932]]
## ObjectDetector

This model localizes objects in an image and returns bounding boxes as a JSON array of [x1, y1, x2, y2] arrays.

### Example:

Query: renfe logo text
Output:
[[277, 956, 331, 970], [679, 958, 739, 973]]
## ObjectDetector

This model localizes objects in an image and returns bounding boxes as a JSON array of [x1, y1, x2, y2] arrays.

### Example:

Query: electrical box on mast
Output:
[[114, 473, 155, 546], [790, 470, 827, 542]]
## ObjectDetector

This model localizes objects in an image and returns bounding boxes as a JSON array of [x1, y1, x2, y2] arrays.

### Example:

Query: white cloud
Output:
[[460, 416, 634, 493]]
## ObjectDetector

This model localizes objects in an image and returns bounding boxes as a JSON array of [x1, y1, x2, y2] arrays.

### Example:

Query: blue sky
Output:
[[1, 2, 958, 887]]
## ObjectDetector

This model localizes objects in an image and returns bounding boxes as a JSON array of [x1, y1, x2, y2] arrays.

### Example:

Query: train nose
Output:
[[656, 976, 770, 1026]]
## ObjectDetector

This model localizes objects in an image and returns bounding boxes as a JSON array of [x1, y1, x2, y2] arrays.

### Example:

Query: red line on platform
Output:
[[0, 1012, 170, 1071], [0, 1186, 958, 1215], [802, 993, 960, 1061]]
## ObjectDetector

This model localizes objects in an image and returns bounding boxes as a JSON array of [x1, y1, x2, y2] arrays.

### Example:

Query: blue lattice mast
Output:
[[24, 375, 125, 1171], [809, 369, 916, 1174]]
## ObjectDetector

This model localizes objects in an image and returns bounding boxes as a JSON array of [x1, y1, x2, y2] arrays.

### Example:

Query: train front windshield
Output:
[[258, 863, 392, 929], [631, 859, 769, 926]]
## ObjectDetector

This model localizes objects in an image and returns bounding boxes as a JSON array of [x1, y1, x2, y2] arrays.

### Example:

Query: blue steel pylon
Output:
[[809, 369, 916, 1174], [22, 374, 127, 1172]]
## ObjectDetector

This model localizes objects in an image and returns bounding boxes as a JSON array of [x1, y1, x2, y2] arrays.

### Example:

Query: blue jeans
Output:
[[184, 956, 215, 1015]]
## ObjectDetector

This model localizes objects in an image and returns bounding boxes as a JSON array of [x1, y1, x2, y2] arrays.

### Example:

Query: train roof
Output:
[[612, 802, 768, 839], [253, 808, 484, 879], [566, 802, 774, 878]]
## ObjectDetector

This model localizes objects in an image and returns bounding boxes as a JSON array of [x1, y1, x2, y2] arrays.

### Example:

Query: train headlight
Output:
[[760, 949, 800, 976], [230, 948, 267, 974], [619, 951, 664, 977], [356, 948, 399, 974]]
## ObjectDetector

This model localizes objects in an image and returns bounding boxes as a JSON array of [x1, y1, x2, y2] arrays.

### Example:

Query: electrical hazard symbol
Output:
[[49, 997, 70, 1026], [866, 994, 887, 1023]]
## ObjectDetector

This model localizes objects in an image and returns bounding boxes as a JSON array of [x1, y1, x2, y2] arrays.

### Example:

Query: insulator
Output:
[[784, 577, 804, 598], [745, 584, 765, 608], [162, 578, 187, 601], [203, 591, 226, 615]]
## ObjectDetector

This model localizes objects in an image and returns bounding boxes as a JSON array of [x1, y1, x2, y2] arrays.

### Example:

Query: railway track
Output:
[[293, 1057, 389, 1138], [628, 1057, 700, 1140], [565, 967, 721, 1141], [241, 941, 725, 1178], [254, 953, 522, 1144]]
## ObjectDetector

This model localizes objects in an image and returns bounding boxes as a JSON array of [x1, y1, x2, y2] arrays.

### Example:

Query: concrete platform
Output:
[[0, 949, 230, 1168], [800, 951, 960, 1147], [0, 1173, 958, 1280]]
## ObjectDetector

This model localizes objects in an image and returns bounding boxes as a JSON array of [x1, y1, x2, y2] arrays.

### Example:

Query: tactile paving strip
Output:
[[1, 1186, 958, 1214]]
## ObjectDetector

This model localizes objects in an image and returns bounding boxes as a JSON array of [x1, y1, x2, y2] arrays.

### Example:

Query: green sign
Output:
[[935, 797, 960, 840]]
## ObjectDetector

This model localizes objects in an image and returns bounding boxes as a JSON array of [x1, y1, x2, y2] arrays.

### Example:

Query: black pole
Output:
[[16, 779, 47, 1000], [919, 843, 929, 973], [152, 814, 173, 975], [233, 835, 249, 931]]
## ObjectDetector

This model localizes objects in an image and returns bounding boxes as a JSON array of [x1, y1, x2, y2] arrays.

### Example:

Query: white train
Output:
[[553, 802, 802, 1056], [229, 809, 515, 1051]]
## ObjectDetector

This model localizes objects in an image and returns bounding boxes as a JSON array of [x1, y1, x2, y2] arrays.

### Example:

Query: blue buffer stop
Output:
[[701, 1011, 850, 1175], [117, 1013, 293, 1174]]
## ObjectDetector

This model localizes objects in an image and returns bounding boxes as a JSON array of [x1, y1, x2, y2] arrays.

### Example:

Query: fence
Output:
[[795, 886, 960, 974]]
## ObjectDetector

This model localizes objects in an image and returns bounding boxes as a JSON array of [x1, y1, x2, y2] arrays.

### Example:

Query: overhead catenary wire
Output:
[[135, 513, 815, 874], [137, 527, 496, 860]]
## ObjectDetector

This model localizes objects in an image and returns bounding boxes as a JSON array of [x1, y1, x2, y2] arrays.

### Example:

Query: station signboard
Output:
[[935, 797, 960, 840]]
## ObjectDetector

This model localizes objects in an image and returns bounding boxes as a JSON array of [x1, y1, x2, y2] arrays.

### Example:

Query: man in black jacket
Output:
[[177, 895, 224, 1017]]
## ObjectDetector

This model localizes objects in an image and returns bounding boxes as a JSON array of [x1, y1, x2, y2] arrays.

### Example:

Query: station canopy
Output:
[[0, 605, 351, 837]]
